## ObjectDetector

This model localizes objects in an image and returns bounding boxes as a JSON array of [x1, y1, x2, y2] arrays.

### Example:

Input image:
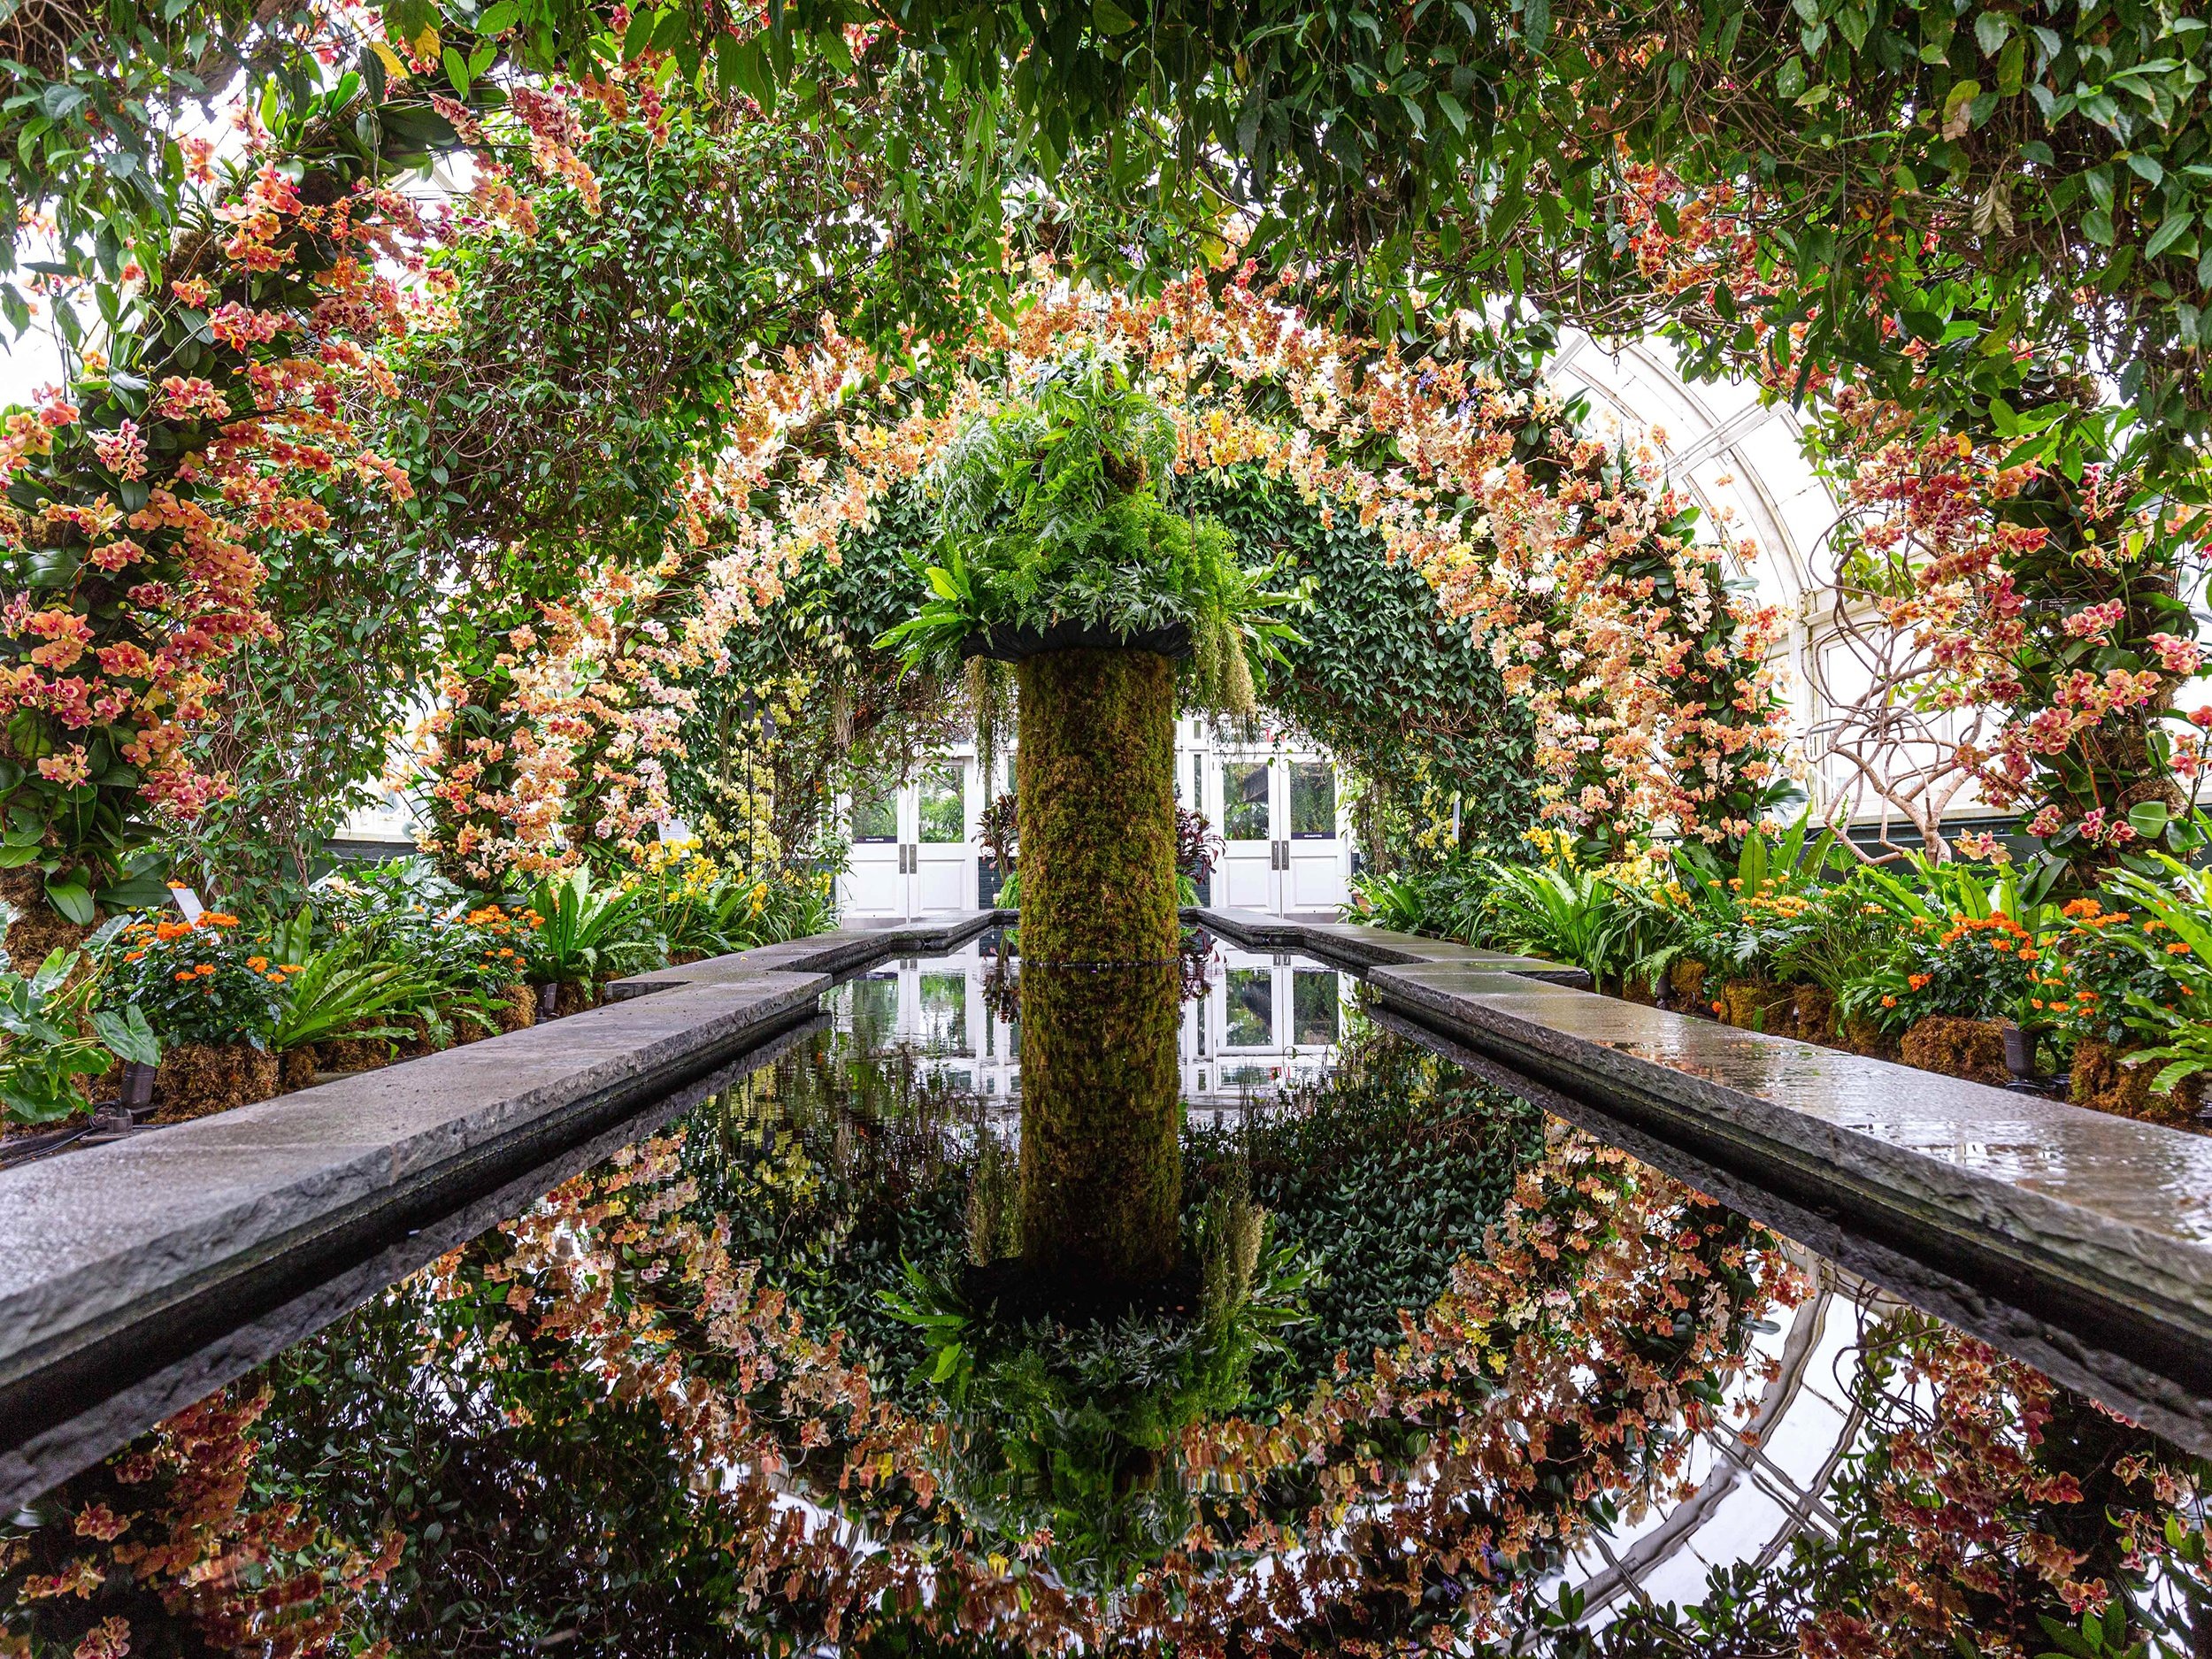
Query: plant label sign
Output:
[[169, 887, 204, 924]]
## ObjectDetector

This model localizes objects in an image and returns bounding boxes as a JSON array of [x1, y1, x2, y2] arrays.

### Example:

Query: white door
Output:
[[1216, 757, 1279, 911], [1283, 759, 1348, 912], [841, 774, 904, 916], [911, 761, 973, 914], [838, 761, 978, 918]]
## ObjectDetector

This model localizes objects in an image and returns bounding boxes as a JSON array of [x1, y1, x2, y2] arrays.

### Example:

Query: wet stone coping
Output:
[[1194, 905, 2212, 1457], [0, 911, 1001, 1511]]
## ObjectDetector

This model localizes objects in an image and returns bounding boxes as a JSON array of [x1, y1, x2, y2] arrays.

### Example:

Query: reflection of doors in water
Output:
[[1217, 760, 1276, 911], [1292, 969, 1340, 1048], [1224, 967, 1273, 1047], [844, 974, 899, 1050], [915, 971, 968, 1052]]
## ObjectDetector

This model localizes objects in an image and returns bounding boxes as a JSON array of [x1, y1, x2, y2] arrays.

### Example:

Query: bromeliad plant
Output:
[[875, 354, 1307, 717], [265, 934, 445, 1057]]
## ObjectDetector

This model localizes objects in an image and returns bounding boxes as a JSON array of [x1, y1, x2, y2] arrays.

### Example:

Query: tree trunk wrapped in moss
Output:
[[1014, 647, 1179, 966], [1018, 959, 1183, 1291]]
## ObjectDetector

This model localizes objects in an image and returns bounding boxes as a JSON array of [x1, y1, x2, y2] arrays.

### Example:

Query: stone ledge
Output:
[[1189, 904, 1592, 983], [607, 910, 1009, 1000], [0, 961, 862, 1510], [1222, 910, 2212, 1454]]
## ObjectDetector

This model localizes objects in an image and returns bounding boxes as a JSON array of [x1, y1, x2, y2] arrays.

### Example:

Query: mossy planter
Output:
[[1668, 959, 1710, 1014], [1014, 647, 1179, 968], [317, 1035, 396, 1074], [1792, 985, 1839, 1047], [278, 1047, 319, 1093], [2070, 1037, 2204, 1126], [552, 979, 607, 1019], [0, 867, 93, 964], [1018, 961, 1184, 1295], [152, 1043, 280, 1123], [1717, 979, 1794, 1035], [1838, 1013, 1896, 1059], [498, 983, 539, 1033], [1899, 1015, 2010, 1087]]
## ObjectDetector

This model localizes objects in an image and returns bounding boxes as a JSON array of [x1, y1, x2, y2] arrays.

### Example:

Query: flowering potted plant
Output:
[[1842, 911, 2041, 1086], [95, 912, 289, 1119], [2041, 868, 2212, 1124]]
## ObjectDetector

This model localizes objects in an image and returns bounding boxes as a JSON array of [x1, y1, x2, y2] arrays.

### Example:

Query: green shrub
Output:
[[518, 868, 664, 986], [266, 935, 446, 1054], [0, 949, 157, 1125], [874, 352, 1304, 715]]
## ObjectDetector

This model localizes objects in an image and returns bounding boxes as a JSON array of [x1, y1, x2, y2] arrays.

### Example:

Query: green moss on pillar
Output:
[[1018, 960, 1184, 1291], [1013, 647, 1179, 967]]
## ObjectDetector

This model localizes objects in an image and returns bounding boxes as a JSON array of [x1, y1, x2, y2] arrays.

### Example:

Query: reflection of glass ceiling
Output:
[[1562, 1251, 1885, 1623]]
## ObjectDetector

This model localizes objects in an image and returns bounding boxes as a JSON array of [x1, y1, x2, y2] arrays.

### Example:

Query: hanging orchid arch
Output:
[[421, 259, 1793, 880]]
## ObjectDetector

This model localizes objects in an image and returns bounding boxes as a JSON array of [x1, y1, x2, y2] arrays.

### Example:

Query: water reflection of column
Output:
[[1018, 960, 1183, 1294]]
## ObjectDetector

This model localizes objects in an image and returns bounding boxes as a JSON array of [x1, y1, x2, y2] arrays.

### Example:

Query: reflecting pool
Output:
[[6, 940, 2209, 1656]]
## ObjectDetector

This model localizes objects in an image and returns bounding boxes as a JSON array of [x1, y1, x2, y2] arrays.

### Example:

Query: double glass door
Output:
[[1213, 757, 1346, 915], [841, 762, 973, 917]]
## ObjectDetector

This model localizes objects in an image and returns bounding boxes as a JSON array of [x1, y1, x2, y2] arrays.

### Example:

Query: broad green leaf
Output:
[[2146, 209, 2194, 258], [42, 878, 94, 925]]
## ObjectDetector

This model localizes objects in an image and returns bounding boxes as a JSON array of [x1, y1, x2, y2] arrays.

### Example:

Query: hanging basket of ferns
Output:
[[874, 350, 1307, 720]]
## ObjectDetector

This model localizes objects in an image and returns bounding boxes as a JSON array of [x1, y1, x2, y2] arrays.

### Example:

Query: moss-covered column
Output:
[[1018, 960, 1183, 1290], [1013, 646, 1182, 1293], [1013, 647, 1179, 967]]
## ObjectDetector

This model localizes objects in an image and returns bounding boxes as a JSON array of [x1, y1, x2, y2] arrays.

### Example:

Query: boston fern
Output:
[[876, 352, 1306, 715]]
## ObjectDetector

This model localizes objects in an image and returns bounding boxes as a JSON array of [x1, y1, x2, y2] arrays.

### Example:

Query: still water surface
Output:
[[6, 940, 2208, 1656]]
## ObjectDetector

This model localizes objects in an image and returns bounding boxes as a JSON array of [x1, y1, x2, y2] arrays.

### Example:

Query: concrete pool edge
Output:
[[1195, 905, 2212, 1449], [0, 913, 999, 1509]]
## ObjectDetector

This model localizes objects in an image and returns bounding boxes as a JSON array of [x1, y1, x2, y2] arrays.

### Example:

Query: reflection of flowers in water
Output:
[[485, 1122, 1785, 1650], [14, 1035, 2209, 1656]]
